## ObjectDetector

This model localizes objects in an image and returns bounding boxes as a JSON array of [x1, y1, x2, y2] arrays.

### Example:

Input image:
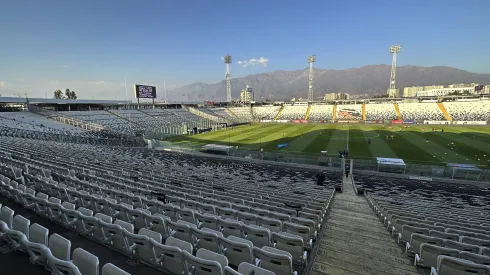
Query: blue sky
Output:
[[0, 0, 489, 99]]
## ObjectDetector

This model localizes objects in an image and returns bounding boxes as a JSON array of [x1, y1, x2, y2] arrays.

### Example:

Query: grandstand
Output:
[[1, 97, 490, 275]]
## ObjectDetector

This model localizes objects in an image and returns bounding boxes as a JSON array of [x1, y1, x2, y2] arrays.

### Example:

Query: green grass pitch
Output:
[[166, 124, 490, 166]]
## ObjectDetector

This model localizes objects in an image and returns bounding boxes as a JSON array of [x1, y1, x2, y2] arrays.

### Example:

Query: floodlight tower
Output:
[[307, 55, 316, 101], [388, 45, 401, 97], [224, 54, 232, 102]]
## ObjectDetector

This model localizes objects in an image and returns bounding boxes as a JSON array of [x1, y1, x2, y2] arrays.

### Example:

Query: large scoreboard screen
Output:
[[134, 85, 157, 99]]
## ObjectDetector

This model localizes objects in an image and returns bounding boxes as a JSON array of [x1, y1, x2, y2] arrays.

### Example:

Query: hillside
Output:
[[166, 65, 490, 101]]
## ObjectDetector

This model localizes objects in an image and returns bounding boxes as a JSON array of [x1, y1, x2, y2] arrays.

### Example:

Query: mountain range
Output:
[[166, 65, 490, 101]]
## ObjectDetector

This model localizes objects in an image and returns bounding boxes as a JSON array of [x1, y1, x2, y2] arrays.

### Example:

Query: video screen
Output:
[[135, 85, 157, 98]]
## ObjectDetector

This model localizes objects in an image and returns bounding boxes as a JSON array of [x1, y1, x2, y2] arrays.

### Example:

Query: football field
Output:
[[166, 124, 490, 166]]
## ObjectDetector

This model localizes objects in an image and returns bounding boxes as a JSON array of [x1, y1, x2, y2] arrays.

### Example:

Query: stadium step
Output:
[[362, 103, 366, 121], [305, 105, 312, 120], [394, 103, 403, 120], [225, 107, 239, 119], [107, 109, 130, 121], [437, 102, 452, 121], [332, 104, 337, 120], [274, 105, 284, 120], [314, 177, 426, 275]]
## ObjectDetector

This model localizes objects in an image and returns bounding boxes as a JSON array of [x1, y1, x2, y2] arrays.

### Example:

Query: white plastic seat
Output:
[[183, 250, 224, 275], [219, 236, 253, 269], [430, 230, 460, 241], [482, 247, 490, 256], [238, 262, 275, 275], [197, 203, 216, 215], [127, 208, 149, 230], [242, 224, 271, 248], [218, 218, 243, 238], [283, 222, 311, 249], [216, 207, 236, 220], [196, 212, 218, 230], [461, 236, 490, 248], [150, 238, 186, 274], [145, 215, 168, 239], [398, 225, 430, 244], [460, 251, 490, 266], [431, 255, 490, 275], [270, 212, 291, 224], [415, 243, 460, 268], [237, 212, 258, 226], [50, 233, 72, 261], [197, 248, 229, 270], [253, 246, 295, 275], [100, 219, 133, 251], [167, 220, 193, 243], [101, 263, 131, 275], [162, 204, 178, 221], [34, 196, 49, 217], [6, 214, 30, 250], [272, 232, 307, 265], [258, 217, 282, 233], [445, 240, 480, 254], [177, 207, 197, 224], [406, 233, 444, 255], [123, 228, 161, 262], [22, 223, 50, 265], [191, 227, 222, 253], [110, 202, 132, 222], [81, 212, 112, 240], [0, 206, 14, 235]]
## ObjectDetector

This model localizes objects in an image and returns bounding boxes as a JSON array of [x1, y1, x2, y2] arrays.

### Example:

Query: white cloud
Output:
[[0, 80, 5, 88], [237, 57, 269, 68]]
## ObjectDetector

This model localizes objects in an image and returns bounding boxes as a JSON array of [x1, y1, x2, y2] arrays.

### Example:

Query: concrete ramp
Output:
[[312, 177, 425, 275]]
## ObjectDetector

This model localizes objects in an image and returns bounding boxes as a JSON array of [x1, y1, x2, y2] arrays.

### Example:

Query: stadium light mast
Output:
[[224, 54, 232, 103], [388, 44, 401, 98], [307, 55, 316, 101]]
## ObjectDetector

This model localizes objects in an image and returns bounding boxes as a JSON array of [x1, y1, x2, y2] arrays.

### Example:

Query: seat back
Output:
[[430, 230, 460, 241], [0, 206, 14, 229], [150, 239, 186, 274], [242, 224, 271, 248], [29, 223, 48, 245], [218, 218, 243, 238], [445, 240, 480, 254], [401, 225, 429, 243], [461, 236, 490, 248], [257, 216, 282, 233], [196, 213, 218, 230], [410, 233, 444, 255], [191, 227, 221, 253], [283, 222, 310, 246], [183, 250, 223, 275], [238, 262, 275, 275], [49, 233, 71, 261], [72, 248, 99, 275], [272, 232, 305, 262], [253, 247, 293, 275], [237, 212, 258, 226], [419, 243, 460, 268], [219, 236, 252, 269], [167, 220, 193, 243], [436, 255, 489, 275], [196, 248, 229, 271], [101, 263, 131, 275], [460, 251, 490, 266]]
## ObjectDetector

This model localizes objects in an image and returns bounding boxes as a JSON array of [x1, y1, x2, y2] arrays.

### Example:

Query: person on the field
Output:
[[282, 132, 285, 137], [441, 129, 444, 133]]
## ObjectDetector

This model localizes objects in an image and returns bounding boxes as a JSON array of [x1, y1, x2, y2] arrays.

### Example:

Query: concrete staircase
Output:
[[274, 105, 285, 121], [332, 105, 337, 120], [305, 105, 312, 120], [361, 104, 366, 121], [394, 103, 403, 120], [312, 177, 425, 275], [437, 103, 452, 121]]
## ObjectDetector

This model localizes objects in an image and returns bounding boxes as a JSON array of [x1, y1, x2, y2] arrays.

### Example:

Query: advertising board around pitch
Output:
[[134, 84, 157, 99]]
